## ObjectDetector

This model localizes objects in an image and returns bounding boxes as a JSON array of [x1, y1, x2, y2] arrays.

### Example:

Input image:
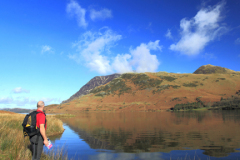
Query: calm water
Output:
[[44, 111, 240, 160]]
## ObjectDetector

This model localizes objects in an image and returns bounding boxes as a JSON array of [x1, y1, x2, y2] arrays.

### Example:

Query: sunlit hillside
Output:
[[45, 65, 240, 113]]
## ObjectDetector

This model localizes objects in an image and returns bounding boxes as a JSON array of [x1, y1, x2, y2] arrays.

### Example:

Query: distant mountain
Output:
[[1, 108, 34, 113], [193, 64, 238, 74], [61, 73, 122, 104], [46, 64, 240, 113]]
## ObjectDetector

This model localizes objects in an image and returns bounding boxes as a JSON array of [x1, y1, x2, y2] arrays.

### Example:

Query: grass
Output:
[[0, 112, 66, 160], [55, 114, 75, 118]]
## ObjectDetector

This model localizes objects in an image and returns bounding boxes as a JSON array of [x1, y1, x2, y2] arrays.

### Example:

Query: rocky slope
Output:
[[61, 73, 121, 103], [46, 65, 240, 113]]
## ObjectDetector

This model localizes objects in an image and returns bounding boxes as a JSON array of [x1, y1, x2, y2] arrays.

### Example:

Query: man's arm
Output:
[[40, 124, 49, 146]]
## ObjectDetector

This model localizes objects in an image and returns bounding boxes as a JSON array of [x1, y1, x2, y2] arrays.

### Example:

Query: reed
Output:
[[0, 113, 65, 160]]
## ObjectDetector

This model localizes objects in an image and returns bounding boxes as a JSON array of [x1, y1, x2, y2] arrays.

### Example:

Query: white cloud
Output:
[[12, 87, 30, 93], [112, 54, 133, 73], [235, 38, 240, 45], [69, 29, 122, 74], [66, 0, 87, 28], [112, 41, 161, 73], [0, 97, 13, 104], [90, 8, 112, 21], [165, 29, 173, 39], [128, 41, 160, 73], [41, 45, 54, 54], [70, 28, 161, 74], [147, 40, 162, 51], [170, 1, 228, 55]]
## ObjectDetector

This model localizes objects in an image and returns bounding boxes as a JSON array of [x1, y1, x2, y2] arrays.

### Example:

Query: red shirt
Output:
[[36, 110, 47, 130]]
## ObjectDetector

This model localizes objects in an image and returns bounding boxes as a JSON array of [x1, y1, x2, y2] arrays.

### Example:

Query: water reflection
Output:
[[49, 132, 63, 143], [59, 111, 240, 158]]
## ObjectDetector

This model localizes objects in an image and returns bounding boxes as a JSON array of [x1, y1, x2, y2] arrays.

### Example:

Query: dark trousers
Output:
[[30, 134, 44, 160]]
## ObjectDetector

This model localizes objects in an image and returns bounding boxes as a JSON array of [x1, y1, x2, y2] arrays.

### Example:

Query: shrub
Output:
[[158, 76, 177, 82], [121, 73, 135, 79], [183, 83, 198, 87], [131, 74, 162, 90], [171, 97, 181, 102], [172, 101, 204, 111], [152, 85, 180, 94], [91, 79, 132, 96], [217, 78, 226, 80]]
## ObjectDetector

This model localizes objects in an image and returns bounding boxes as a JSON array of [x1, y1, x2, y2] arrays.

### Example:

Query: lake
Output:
[[44, 111, 240, 160]]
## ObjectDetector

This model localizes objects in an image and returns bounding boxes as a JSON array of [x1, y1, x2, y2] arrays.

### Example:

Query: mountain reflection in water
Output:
[[59, 111, 240, 158]]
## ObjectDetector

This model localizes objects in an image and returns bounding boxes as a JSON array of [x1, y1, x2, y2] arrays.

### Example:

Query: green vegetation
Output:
[[215, 78, 226, 82], [91, 73, 164, 97], [121, 73, 135, 79], [183, 82, 198, 87], [171, 97, 180, 101], [90, 78, 132, 97], [211, 95, 240, 110], [158, 75, 177, 82], [171, 97, 207, 111], [152, 85, 181, 94], [130, 74, 162, 90], [172, 101, 205, 111], [236, 90, 240, 95], [171, 94, 240, 111], [170, 97, 183, 102]]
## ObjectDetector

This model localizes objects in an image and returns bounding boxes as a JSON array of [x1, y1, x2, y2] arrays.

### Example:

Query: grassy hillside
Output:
[[193, 64, 238, 74], [45, 71, 240, 113]]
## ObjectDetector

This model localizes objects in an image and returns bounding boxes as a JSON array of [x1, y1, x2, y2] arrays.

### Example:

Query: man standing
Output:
[[30, 101, 49, 160]]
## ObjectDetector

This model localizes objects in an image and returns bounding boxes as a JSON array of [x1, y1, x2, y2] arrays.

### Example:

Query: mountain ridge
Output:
[[46, 65, 240, 113], [61, 73, 122, 104], [46, 64, 240, 113]]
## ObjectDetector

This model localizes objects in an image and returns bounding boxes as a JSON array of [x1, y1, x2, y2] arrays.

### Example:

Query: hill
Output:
[[0, 110, 16, 114], [1, 108, 34, 113], [61, 73, 121, 104], [193, 64, 238, 74], [45, 64, 240, 113]]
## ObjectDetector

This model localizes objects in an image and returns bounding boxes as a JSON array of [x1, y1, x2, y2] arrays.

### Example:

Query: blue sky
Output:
[[0, 0, 239, 109]]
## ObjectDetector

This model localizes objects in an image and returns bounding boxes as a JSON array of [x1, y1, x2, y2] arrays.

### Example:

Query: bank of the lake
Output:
[[0, 111, 65, 160]]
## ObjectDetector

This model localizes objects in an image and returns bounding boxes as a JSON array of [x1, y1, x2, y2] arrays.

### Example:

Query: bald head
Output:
[[37, 101, 45, 109]]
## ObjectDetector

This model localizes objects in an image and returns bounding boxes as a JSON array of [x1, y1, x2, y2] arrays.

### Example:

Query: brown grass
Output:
[[46, 72, 240, 113], [0, 113, 65, 160]]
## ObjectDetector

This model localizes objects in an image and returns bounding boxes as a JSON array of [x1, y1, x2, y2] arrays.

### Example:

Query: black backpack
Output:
[[22, 111, 46, 159], [22, 111, 46, 137]]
